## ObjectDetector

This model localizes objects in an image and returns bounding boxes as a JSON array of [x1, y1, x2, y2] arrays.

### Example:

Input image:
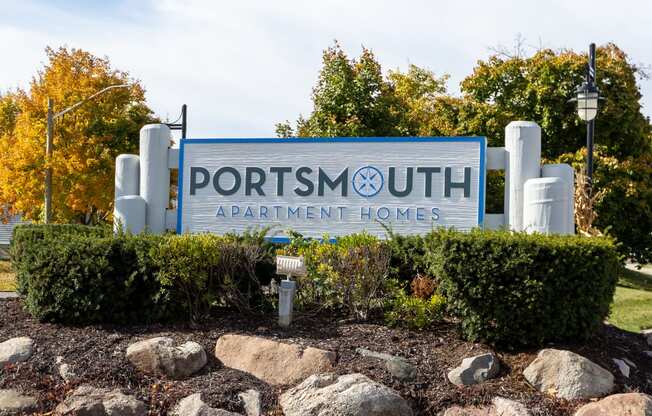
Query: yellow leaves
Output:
[[0, 46, 154, 224]]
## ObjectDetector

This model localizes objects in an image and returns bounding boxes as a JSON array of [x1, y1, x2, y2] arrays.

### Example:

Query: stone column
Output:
[[542, 164, 575, 234], [139, 124, 170, 234]]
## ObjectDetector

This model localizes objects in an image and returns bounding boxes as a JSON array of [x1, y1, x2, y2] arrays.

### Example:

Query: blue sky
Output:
[[1, 0, 651, 138]]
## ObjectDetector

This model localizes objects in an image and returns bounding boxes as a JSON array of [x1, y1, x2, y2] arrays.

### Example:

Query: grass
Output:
[[609, 265, 652, 332], [0, 260, 15, 292]]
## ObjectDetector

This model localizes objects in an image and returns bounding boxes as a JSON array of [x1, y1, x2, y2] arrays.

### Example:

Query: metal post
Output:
[[586, 43, 596, 185], [181, 104, 187, 139], [45, 98, 53, 224]]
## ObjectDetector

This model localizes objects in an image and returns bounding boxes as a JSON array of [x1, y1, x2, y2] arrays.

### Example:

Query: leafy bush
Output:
[[427, 229, 620, 347], [154, 233, 272, 320], [12, 225, 164, 324], [282, 232, 395, 319], [385, 291, 446, 330], [557, 147, 652, 265]]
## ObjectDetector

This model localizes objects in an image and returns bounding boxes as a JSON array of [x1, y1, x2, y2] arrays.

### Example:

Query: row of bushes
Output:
[[11, 224, 620, 347]]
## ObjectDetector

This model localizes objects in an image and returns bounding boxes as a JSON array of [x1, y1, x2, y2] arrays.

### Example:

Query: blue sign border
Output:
[[177, 136, 487, 240]]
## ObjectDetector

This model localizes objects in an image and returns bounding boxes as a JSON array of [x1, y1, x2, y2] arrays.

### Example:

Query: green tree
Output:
[[0, 47, 157, 224], [276, 42, 403, 137], [462, 43, 652, 159]]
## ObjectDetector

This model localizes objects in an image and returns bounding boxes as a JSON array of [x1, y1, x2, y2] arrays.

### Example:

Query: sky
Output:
[[1, 0, 651, 139]]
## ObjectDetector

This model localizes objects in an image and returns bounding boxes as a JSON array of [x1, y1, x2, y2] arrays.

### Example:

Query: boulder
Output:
[[214, 335, 335, 385], [447, 353, 500, 386], [356, 348, 416, 381], [54, 385, 145, 416], [442, 406, 493, 416], [126, 337, 206, 379], [170, 393, 240, 416], [238, 390, 261, 416], [492, 397, 531, 416], [612, 358, 630, 378], [523, 349, 614, 400], [280, 373, 413, 416], [0, 337, 34, 366], [574, 392, 652, 416], [0, 389, 37, 415]]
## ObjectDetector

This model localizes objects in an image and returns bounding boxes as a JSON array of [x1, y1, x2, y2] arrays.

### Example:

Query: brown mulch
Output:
[[1, 298, 651, 416]]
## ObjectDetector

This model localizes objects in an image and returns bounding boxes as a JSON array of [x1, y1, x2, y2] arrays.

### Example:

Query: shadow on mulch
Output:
[[1, 298, 650, 416]]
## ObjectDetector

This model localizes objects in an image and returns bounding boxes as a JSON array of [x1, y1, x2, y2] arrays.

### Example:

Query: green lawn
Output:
[[0, 260, 15, 292], [609, 266, 652, 332]]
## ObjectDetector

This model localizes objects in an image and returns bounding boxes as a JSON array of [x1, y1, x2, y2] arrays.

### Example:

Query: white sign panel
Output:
[[177, 137, 486, 241]]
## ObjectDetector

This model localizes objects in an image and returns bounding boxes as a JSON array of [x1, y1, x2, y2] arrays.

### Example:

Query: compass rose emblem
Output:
[[352, 166, 384, 198]]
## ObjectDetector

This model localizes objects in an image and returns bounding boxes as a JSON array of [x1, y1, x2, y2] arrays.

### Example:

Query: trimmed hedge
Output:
[[11, 224, 620, 348], [425, 229, 620, 347]]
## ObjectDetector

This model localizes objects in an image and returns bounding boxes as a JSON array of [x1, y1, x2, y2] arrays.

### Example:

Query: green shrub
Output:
[[385, 291, 446, 330], [427, 229, 620, 347], [12, 225, 165, 324], [282, 232, 395, 319], [154, 233, 272, 320]]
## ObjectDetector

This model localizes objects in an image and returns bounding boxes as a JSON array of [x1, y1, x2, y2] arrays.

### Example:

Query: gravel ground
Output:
[[1, 298, 651, 415]]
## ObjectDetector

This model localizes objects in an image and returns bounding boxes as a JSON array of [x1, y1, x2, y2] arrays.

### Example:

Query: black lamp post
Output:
[[572, 43, 601, 185]]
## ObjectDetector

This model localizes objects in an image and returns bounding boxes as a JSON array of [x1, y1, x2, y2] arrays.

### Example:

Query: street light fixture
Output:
[[44, 84, 131, 223], [570, 43, 603, 186]]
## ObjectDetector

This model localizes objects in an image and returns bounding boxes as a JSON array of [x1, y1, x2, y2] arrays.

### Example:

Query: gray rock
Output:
[[238, 390, 261, 416], [0, 337, 34, 366], [447, 353, 500, 386], [573, 392, 652, 416], [523, 349, 614, 400], [642, 329, 652, 347], [280, 373, 413, 416], [613, 358, 630, 378], [170, 393, 240, 416], [386, 357, 417, 381], [441, 405, 493, 416], [492, 397, 531, 416], [356, 348, 416, 381], [126, 337, 206, 380], [0, 389, 37, 415], [54, 385, 145, 415]]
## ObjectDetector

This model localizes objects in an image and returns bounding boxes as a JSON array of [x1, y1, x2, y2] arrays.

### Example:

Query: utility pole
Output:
[[45, 98, 54, 224]]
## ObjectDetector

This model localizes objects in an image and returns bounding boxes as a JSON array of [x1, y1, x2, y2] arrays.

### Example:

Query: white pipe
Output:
[[140, 124, 171, 234], [505, 121, 541, 231], [523, 177, 569, 235], [115, 154, 140, 200], [114, 195, 146, 234], [542, 164, 575, 234]]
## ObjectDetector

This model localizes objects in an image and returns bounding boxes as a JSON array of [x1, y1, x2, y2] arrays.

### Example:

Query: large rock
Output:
[[523, 349, 614, 400], [170, 393, 240, 416], [54, 385, 145, 415], [447, 353, 500, 386], [214, 335, 335, 385], [442, 406, 493, 416], [356, 348, 416, 381], [492, 397, 531, 416], [0, 337, 34, 366], [126, 337, 206, 380], [0, 389, 37, 415], [280, 373, 413, 416], [574, 393, 652, 416], [238, 390, 261, 416]]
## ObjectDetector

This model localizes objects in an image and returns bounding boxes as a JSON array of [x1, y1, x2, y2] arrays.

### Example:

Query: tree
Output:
[[0, 47, 157, 224], [276, 42, 403, 137], [462, 43, 652, 159]]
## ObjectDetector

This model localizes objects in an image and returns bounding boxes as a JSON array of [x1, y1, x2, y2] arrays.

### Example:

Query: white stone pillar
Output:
[[542, 164, 575, 234], [140, 124, 170, 234], [115, 154, 140, 199], [114, 195, 146, 234], [505, 121, 541, 231], [523, 177, 569, 235]]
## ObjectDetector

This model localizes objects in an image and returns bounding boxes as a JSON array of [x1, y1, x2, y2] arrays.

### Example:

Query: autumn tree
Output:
[[0, 47, 156, 224], [462, 43, 652, 159]]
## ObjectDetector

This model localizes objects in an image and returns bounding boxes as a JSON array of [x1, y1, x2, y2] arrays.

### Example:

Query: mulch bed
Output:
[[1, 298, 651, 416]]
